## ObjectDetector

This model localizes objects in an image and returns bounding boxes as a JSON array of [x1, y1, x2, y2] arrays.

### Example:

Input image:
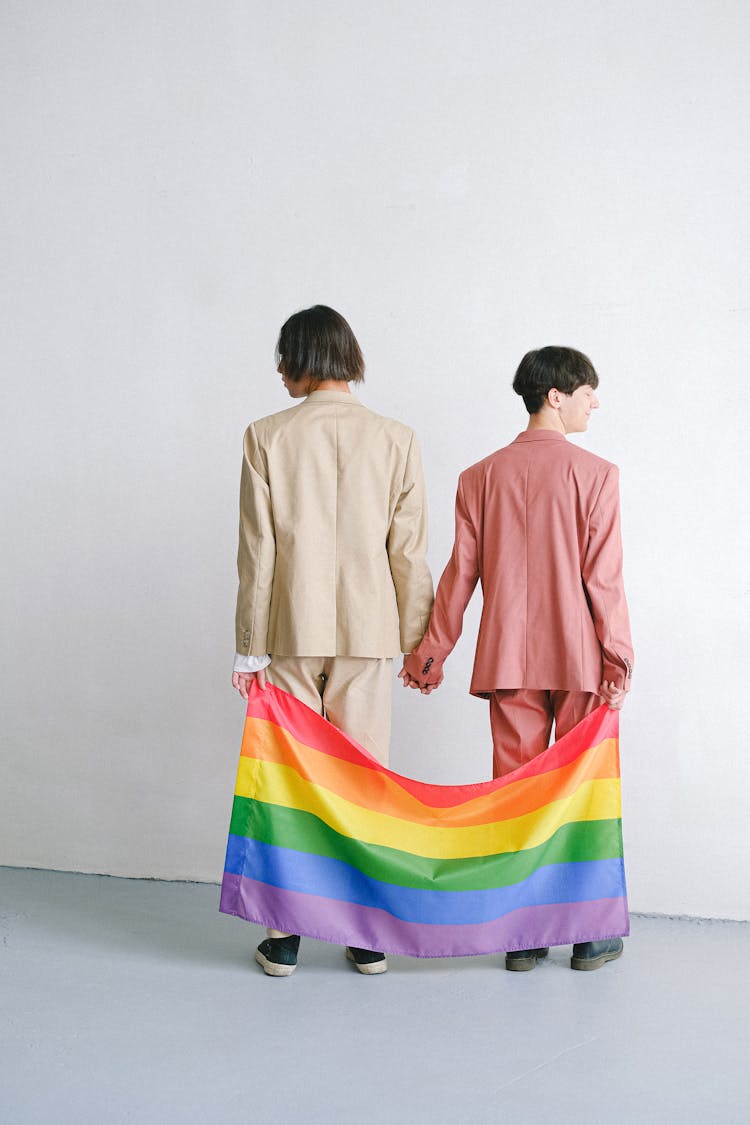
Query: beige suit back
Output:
[[236, 390, 434, 658]]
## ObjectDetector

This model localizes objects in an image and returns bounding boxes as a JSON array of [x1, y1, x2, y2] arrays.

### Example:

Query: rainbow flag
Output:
[[220, 684, 628, 957]]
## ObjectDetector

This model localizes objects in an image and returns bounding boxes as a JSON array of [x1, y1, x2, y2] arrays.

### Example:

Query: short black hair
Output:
[[512, 346, 599, 414], [276, 305, 365, 384]]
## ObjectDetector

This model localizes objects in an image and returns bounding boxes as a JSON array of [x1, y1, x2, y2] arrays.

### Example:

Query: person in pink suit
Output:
[[401, 345, 634, 972]]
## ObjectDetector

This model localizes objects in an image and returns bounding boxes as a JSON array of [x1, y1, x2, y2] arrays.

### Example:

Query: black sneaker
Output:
[[505, 947, 550, 972], [570, 938, 623, 971], [345, 946, 388, 975], [255, 934, 300, 977]]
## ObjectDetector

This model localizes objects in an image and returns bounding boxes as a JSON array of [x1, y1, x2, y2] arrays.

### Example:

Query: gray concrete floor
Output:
[[1, 868, 748, 1125]]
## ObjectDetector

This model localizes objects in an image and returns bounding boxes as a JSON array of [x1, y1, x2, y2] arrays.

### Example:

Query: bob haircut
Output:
[[512, 346, 599, 415], [275, 305, 365, 384]]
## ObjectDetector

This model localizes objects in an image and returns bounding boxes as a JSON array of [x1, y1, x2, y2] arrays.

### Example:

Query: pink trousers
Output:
[[489, 689, 600, 778]]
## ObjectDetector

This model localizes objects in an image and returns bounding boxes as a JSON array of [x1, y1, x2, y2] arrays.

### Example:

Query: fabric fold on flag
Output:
[[220, 684, 628, 957]]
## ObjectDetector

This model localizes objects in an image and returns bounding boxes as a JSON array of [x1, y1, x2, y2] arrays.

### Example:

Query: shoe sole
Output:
[[345, 948, 388, 975], [570, 945, 624, 972], [255, 949, 296, 977], [505, 950, 549, 972]]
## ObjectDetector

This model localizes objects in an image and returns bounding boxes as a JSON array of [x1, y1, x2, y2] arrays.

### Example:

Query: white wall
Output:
[[1, 0, 748, 918]]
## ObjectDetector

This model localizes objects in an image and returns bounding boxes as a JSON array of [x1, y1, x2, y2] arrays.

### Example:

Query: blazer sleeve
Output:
[[404, 473, 480, 684], [386, 432, 435, 653], [581, 465, 634, 690], [235, 423, 276, 655]]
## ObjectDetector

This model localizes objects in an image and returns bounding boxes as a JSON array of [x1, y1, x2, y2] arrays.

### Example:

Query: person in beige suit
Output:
[[232, 305, 434, 977], [402, 345, 633, 973]]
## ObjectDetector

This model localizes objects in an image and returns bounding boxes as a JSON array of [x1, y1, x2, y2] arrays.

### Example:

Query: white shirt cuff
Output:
[[233, 652, 271, 674]]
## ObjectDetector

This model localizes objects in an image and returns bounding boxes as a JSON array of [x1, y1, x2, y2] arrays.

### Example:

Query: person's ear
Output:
[[547, 387, 562, 409]]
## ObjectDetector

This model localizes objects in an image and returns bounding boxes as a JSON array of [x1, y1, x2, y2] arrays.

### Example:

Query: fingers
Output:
[[402, 661, 446, 695], [256, 667, 268, 692], [599, 680, 626, 710], [401, 673, 442, 694], [231, 671, 250, 700], [399, 669, 421, 689]]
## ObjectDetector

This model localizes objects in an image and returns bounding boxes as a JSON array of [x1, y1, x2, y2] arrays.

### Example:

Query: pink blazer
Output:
[[409, 430, 633, 696]]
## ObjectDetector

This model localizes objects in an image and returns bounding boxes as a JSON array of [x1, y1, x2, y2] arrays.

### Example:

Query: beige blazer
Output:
[[235, 390, 434, 659], [406, 430, 634, 695]]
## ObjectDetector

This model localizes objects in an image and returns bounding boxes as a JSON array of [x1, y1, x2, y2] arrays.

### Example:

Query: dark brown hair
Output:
[[512, 346, 599, 414], [276, 305, 365, 384]]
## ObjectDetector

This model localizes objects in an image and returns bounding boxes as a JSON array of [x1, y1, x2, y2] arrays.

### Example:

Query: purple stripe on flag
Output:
[[220, 873, 629, 958]]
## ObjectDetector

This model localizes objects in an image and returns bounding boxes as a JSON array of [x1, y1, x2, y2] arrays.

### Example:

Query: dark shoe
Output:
[[345, 946, 388, 975], [255, 934, 300, 977], [571, 938, 623, 971], [505, 947, 549, 972]]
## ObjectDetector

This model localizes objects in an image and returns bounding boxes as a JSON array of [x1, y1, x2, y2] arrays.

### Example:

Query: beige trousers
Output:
[[268, 655, 393, 765], [265, 654, 394, 943]]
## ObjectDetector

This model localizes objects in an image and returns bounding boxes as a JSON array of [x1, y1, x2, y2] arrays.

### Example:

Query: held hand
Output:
[[599, 680, 627, 710], [398, 664, 423, 690], [398, 661, 443, 695], [232, 667, 268, 700], [418, 668, 443, 694]]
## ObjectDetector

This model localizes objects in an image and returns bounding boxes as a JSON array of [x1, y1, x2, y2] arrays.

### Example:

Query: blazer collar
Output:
[[512, 429, 567, 444], [303, 389, 363, 406]]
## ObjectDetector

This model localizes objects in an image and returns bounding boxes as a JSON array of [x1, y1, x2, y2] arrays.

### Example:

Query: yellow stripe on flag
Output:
[[235, 757, 621, 859]]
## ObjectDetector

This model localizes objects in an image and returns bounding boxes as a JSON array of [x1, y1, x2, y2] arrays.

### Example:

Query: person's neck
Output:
[[526, 408, 565, 434], [308, 380, 352, 394]]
